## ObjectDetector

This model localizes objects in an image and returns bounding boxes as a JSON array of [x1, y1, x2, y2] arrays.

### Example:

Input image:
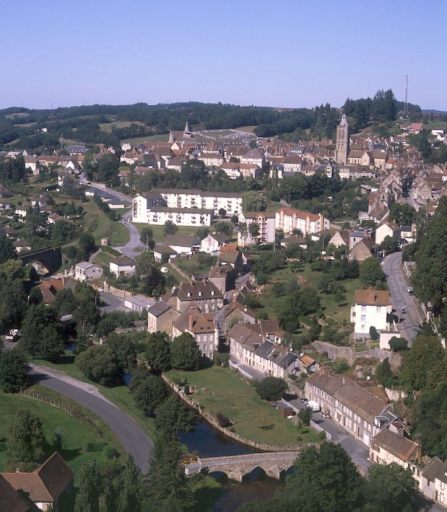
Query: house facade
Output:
[[350, 289, 392, 338], [305, 374, 392, 446], [238, 211, 276, 247], [275, 207, 329, 236], [74, 262, 103, 282]]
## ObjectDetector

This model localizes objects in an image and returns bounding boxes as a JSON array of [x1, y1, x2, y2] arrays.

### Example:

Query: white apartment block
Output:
[[275, 207, 329, 236], [144, 207, 213, 227], [238, 211, 276, 247], [350, 289, 392, 339], [152, 189, 242, 217]]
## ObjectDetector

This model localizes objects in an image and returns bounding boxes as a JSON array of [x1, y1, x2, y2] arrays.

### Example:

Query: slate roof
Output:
[[177, 281, 223, 301], [371, 429, 420, 462], [422, 457, 447, 484], [0, 475, 31, 512], [110, 255, 135, 267], [148, 301, 171, 317]]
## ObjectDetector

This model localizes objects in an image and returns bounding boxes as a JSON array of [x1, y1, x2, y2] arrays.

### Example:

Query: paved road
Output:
[[382, 252, 424, 344], [89, 183, 144, 258], [99, 291, 128, 313], [118, 210, 145, 259], [30, 365, 154, 472]]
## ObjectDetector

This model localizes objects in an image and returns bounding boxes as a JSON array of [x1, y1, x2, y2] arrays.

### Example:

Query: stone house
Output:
[[200, 233, 230, 254], [421, 458, 447, 507], [164, 281, 224, 313], [305, 374, 392, 446], [147, 301, 180, 337], [172, 306, 218, 359], [349, 239, 373, 262]]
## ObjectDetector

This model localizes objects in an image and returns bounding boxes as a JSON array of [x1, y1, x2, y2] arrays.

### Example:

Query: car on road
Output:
[[407, 286, 414, 294], [401, 306, 407, 314]]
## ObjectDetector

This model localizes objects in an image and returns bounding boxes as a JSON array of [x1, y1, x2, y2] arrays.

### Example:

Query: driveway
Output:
[[117, 210, 145, 259], [30, 365, 153, 472], [382, 252, 424, 344]]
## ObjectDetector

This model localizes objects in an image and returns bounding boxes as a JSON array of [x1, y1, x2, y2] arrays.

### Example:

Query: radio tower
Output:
[[403, 74, 409, 118]]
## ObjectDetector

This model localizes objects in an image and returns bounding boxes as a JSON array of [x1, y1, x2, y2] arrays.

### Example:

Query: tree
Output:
[[75, 460, 102, 512], [131, 374, 168, 416], [107, 334, 137, 372], [141, 266, 165, 297], [256, 377, 287, 401], [195, 226, 209, 240], [164, 220, 177, 235], [369, 326, 379, 341], [145, 332, 172, 372], [0, 233, 16, 263], [411, 381, 447, 459], [298, 407, 312, 426], [77, 345, 121, 386], [248, 222, 260, 238], [51, 220, 75, 244], [171, 333, 201, 370], [7, 410, 46, 465], [155, 396, 197, 438], [135, 251, 155, 277], [242, 191, 267, 212], [96, 154, 120, 185], [0, 278, 27, 332], [376, 358, 395, 388], [400, 334, 447, 392], [0, 351, 28, 392], [40, 325, 65, 362], [389, 203, 416, 227], [213, 221, 233, 237], [116, 456, 145, 512], [20, 304, 63, 360], [147, 438, 195, 511], [78, 233, 96, 261], [139, 226, 154, 245], [218, 208, 227, 218], [284, 443, 363, 512], [363, 463, 418, 512], [389, 337, 408, 352], [359, 257, 386, 287]]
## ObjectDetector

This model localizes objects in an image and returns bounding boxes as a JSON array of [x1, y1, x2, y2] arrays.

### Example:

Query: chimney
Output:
[[188, 312, 194, 331]]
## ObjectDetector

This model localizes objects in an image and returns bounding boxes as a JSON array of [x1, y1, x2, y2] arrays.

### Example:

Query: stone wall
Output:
[[311, 340, 402, 370]]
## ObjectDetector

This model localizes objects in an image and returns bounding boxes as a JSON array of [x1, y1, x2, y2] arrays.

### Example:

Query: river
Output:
[[180, 420, 283, 511]]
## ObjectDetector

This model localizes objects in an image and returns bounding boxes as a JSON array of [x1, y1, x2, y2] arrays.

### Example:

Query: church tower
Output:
[[335, 114, 349, 165]]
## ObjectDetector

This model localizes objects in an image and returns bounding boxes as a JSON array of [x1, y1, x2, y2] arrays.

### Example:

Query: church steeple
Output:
[[184, 120, 190, 135], [335, 114, 349, 165]]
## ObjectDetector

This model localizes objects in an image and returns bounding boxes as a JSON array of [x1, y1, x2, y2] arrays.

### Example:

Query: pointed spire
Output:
[[184, 121, 190, 134]]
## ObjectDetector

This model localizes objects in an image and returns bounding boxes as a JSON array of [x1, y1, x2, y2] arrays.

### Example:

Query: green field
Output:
[[0, 387, 123, 475], [99, 120, 147, 133], [32, 358, 158, 439], [83, 201, 130, 246], [121, 133, 169, 145], [166, 366, 320, 447], [175, 254, 217, 276], [132, 223, 199, 243]]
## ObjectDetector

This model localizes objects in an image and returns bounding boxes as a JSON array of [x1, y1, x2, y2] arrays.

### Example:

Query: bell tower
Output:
[[335, 114, 349, 165]]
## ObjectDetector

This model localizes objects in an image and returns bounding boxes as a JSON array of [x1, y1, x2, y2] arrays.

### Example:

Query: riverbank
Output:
[[165, 366, 321, 448]]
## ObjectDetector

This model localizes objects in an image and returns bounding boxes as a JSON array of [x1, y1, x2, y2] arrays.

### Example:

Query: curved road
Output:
[[118, 210, 145, 259], [30, 365, 154, 472], [382, 252, 424, 344]]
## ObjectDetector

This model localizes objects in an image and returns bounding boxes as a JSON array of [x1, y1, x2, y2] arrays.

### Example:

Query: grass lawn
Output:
[[121, 133, 168, 145], [99, 120, 146, 133], [175, 254, 217, 276], [83, 200, 129, 246], [0, 386, 123, 475], [132, 223, 200, 243], [166, 366, 320, 447], [92, 247, 121, 268], [32, 358, 158, 440]]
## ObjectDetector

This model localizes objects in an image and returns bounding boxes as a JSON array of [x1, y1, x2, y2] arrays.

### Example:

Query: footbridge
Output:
[[184, 451, 299, 481]]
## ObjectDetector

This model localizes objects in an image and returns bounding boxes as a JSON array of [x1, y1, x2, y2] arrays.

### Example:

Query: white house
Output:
[[74, 262, 103, 282], [109, 256, 136, 278], [350, 288, 392, 339], [375, 222, 399, 247], [200, 233, 230, 254], [275, 207, 329, 236]]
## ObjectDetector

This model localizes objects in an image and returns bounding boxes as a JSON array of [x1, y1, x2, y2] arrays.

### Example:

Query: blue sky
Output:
[[1, 0, 446, 109]]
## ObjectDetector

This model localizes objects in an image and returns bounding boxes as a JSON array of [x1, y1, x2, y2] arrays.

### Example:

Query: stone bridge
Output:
[[18, 246, 62, 275], [185, 451, 299, 481]]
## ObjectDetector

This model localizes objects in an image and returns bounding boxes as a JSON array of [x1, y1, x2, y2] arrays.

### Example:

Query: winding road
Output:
[[30, 365, 154, 472], [382, 252, 424, 344]]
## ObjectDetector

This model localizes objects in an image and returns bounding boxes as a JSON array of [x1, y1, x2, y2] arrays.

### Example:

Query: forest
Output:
[[0, 89, 428, 152]]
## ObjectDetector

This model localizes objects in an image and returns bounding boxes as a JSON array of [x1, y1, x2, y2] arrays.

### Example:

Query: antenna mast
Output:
[[404, 74, 409, 118]]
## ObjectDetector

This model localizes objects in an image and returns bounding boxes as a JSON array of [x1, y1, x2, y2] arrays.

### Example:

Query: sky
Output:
[[0, 0, 446, 110]]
